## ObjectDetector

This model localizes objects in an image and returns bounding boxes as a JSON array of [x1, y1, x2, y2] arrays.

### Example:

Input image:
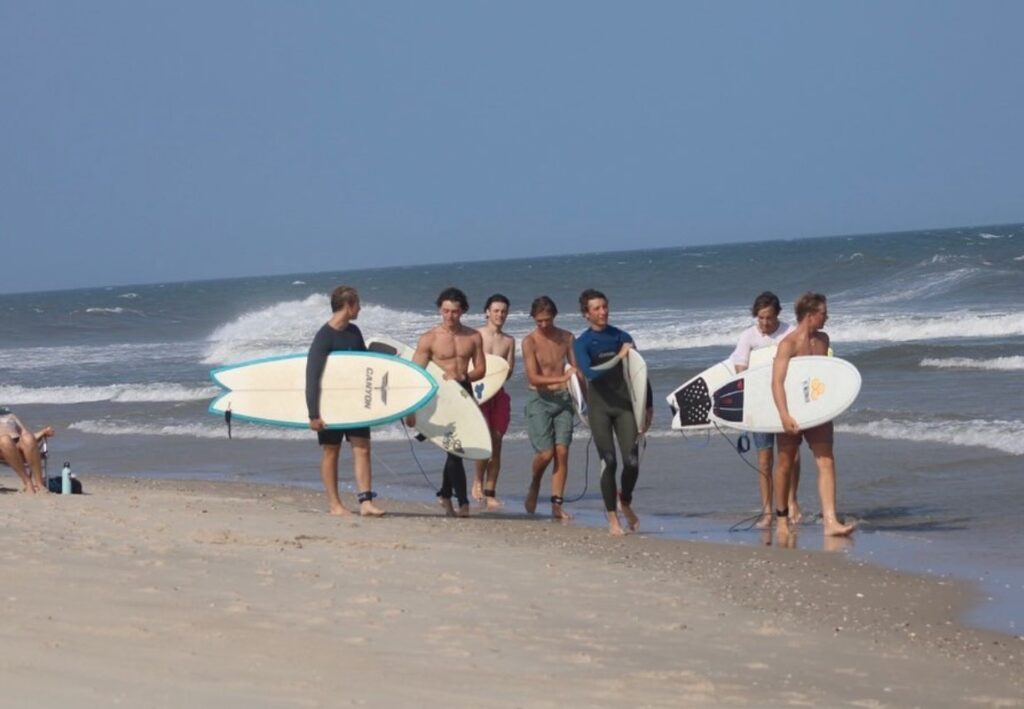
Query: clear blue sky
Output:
[[2, 1, 1022, 293]]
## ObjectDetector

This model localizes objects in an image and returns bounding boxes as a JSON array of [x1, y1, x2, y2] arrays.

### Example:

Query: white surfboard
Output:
[[468, 355, 511, 404], [365, 336, 492, 460], [565, 363, 588, 426], [622, 350, 649, 434], [209, 351, 437, 429], [709, 356, 861, 433], [667, 346, 775, 432]]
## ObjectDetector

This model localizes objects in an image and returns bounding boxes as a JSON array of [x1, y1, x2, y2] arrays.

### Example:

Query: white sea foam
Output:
[[616, 309, 1024, 352], [0, 342, 205, 372], [979, 233, 1006, 240], [69, 418, 414, 442], [842, 267, 981, 306], [202, 296, 441, 364], [836, 418, 1024, 456], [0, 383, 219, 404], [920, 356, 1024, 372]]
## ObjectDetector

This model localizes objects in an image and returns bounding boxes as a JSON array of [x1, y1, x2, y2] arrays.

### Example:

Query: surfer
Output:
[[473, 294, 516, 511], [521, 296, 580, 521], [574, 289, 653, 536], [406, 287, 487, 517], [772, 292, 856, 537], [0, 409, 53, 493], [730, 291, 802, 528], [306, 286, 385, 518]]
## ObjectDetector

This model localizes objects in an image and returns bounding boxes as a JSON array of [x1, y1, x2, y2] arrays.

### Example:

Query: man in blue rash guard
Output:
[[574, 289, 653, 536]]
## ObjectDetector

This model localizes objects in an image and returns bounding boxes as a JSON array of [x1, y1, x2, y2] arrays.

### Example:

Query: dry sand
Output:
[[2, 477, 1021, 708]]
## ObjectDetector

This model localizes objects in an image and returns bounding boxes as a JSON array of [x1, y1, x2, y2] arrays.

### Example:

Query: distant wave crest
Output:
[[1, 383, 219, 404], [202, 296, 439, 365], [836, 418, 1024, 456], [68, 418, 414, 442], [920, 356, 1024, 372]]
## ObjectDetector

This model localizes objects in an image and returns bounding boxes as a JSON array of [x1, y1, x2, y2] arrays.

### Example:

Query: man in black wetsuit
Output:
[[306, 285, 384, 517], [405, 287, 486, 517]]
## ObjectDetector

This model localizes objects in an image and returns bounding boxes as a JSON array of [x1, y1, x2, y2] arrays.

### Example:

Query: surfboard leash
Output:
[[712, 421, 775, 532]]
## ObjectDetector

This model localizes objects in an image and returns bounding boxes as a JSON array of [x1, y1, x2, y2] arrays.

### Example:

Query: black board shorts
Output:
[[317, 428, 371, 445]]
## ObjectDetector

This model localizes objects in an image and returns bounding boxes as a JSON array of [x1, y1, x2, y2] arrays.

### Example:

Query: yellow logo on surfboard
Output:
[[802, 377, 825, 403]]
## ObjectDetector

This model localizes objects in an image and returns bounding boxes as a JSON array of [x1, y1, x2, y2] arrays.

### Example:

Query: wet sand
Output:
[[2, 476, 1021, 707]]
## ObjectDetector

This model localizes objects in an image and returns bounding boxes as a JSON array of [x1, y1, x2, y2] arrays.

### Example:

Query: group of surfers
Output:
[[303, 285, 856, 537]]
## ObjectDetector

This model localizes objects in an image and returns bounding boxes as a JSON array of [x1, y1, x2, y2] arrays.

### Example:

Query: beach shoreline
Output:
[[2, 475, 1020, 707]]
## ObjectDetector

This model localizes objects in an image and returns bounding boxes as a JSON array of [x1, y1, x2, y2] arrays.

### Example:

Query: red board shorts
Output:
[[777, 421, 834, 449], [479, 388, 511, 436]]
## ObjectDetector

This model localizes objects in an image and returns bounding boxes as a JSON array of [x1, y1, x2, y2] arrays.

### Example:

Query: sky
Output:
[[2, 1, 1022, 293]]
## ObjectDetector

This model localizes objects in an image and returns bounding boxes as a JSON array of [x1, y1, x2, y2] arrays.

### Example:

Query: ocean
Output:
[[2, 223, 1022, 634]]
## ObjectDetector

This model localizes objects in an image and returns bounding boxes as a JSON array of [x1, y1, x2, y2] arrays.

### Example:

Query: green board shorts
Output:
[[525, 389, 574, 452]]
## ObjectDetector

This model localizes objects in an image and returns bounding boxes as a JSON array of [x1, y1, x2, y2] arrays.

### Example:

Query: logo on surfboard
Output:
[[362, 368, 390, 409], [802, 377, 825, 403]]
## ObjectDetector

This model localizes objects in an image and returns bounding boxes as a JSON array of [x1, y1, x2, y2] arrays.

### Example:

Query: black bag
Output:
[[47, 477, 83, 494]]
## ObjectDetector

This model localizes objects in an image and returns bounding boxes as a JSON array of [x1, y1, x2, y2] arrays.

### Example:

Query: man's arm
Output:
[[466, 331, 487, 383], [305, 330, 330, 429], [772, 339, 799, 434], [504, 335, 516, 379]]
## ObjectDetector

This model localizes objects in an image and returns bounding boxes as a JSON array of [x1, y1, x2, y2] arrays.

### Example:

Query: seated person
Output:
[[0, 408, 54, 493]]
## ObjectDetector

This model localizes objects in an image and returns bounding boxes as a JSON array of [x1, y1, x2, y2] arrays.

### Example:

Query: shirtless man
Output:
[[306, 285, 385, 517], [407, 287, 486, 517], [0, 408, 53, 494], [521, 296, 579, 521], [731, 291, 801, 528], [772, 292, 856, 538], [473, 294, 516, 511]]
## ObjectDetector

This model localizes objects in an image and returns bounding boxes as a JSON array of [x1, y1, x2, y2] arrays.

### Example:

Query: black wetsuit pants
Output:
[[437, 379, 471, 507], [588, 397, 640, 512]]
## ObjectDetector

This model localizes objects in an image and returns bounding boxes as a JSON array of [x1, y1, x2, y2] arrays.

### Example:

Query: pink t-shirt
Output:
[[729, 321, 794, 367]]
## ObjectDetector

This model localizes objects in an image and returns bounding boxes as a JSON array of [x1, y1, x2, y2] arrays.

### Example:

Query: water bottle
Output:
[[61, 462, 72, 495]]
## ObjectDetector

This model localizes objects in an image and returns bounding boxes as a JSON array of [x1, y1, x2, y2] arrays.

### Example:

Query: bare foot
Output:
[[619, 503, 639, 532], [755, 511, 773, 530], [789, 501, 803, 525], [359, 501, 386, 517], [823, 515, 857, 537], [328, 504, 352, 516], [439, 498, 456, 517], [551, 503, 573, 521], [484, 495, 504, 511], [524, 480, 540, 514], [607, 512, 628, 536], [457, 504, 471, 518], [471, 478, 484, 502]]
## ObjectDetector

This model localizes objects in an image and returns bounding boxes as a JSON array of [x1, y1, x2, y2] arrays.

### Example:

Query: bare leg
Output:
[[525, 449, 553, 514], [774, 443, 799, 536], [619, 500, 639, 532], [18, 432, 48, 493], [0, 436, 33, 492], [350, 437, 383, 516], [755, 447, 774, 529], [607, 510, 627, 536], [319, 444, 350, 516], [484, 431, 504, 510], [550, 445, 572, 520], [472, 459, 486, 502], [789, 450, 802, 523], [810, 440, 856, 536]]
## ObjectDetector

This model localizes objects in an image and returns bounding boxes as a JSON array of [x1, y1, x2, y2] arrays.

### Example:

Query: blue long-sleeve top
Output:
[[574, 325, 653, 411]]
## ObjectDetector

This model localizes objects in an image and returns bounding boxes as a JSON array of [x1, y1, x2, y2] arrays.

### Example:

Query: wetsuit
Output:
[[437, 379, 472, 507], [305, 322, 370, 443], [574, 325, 651, 512]]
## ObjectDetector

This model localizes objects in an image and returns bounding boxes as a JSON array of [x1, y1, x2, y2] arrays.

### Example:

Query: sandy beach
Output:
[[1, 476, 1020, 708]]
